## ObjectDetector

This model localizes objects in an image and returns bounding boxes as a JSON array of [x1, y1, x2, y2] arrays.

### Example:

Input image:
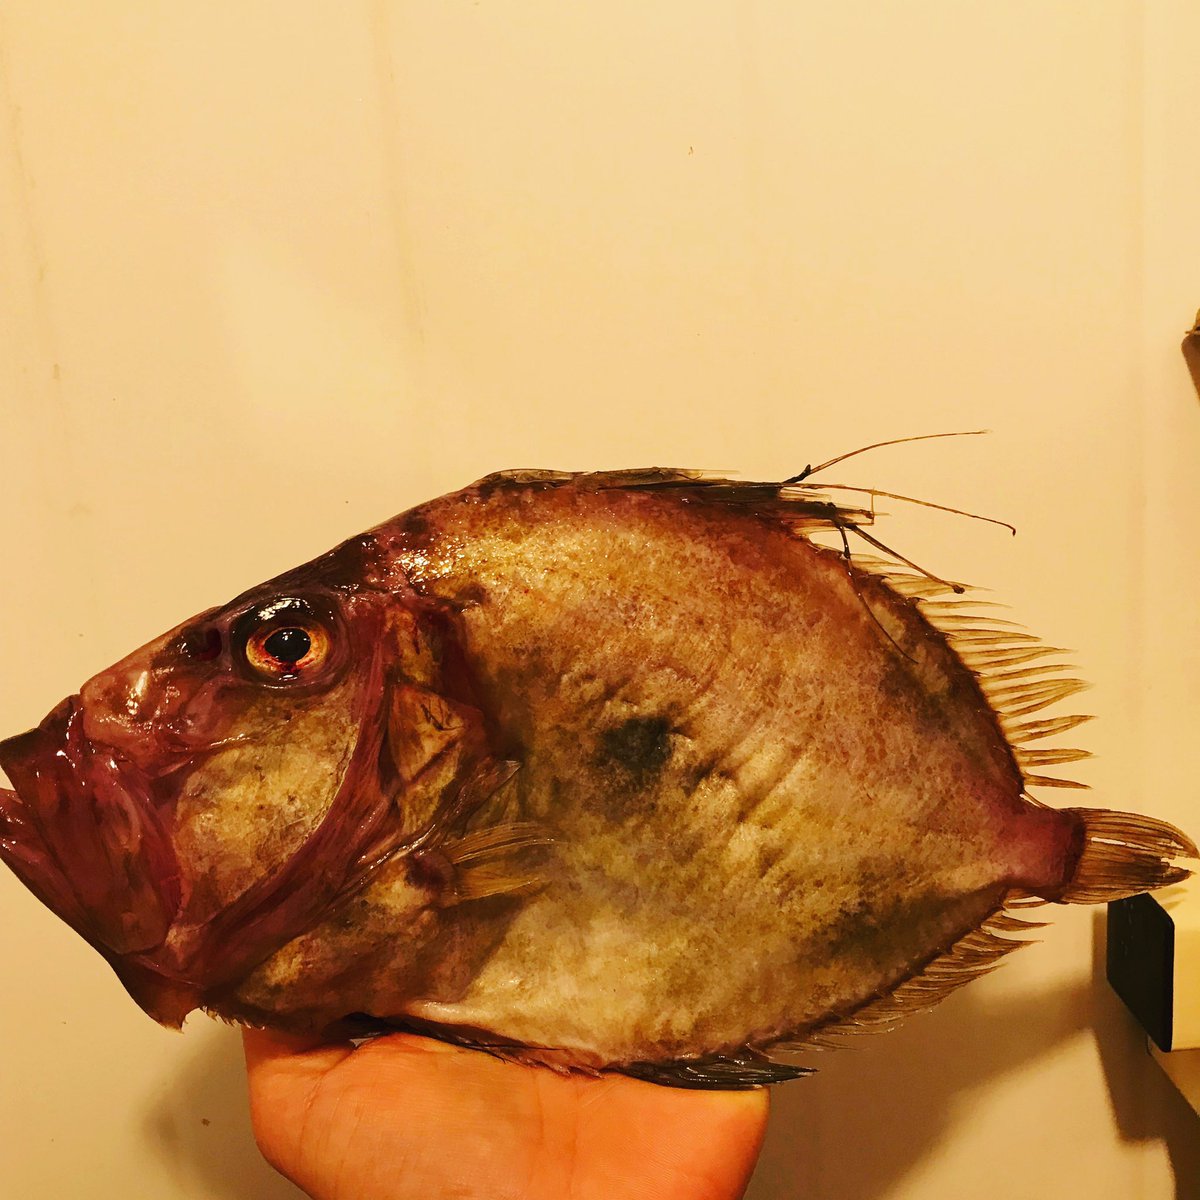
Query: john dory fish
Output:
[[0, 453, 1192, 1087]]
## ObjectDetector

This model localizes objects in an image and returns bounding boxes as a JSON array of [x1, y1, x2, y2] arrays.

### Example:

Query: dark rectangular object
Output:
[[1107, 893, 1175, 1052]]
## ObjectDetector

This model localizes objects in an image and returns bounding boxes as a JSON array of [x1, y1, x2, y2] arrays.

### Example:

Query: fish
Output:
[[0, 446, 1194, 1089]]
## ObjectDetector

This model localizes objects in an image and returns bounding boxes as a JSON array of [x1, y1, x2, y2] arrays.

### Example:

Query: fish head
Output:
[[0, 536, 437, 1026]]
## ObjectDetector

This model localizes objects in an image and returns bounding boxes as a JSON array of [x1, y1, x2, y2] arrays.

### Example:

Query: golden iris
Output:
[[244, 619, 329, 680]]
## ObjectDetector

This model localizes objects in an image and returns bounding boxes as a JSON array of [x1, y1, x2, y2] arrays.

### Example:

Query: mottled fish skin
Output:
[[361, 478, 1076, 1064], [0, 468, 1193, 1084]]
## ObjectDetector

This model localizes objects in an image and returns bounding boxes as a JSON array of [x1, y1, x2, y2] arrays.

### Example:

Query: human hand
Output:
[[243, 1029, 768, 1200]]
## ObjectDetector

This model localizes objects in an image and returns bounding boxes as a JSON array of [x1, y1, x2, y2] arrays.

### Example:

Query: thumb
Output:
[[242, 1028, 354, 1185]]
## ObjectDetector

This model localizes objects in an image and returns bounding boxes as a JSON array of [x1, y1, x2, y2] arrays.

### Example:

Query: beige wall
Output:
[[1, 4, 1198, 1196]]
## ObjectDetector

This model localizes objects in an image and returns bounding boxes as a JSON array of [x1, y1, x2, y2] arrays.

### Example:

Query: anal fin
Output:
[[771, 905, 1042, 1056]]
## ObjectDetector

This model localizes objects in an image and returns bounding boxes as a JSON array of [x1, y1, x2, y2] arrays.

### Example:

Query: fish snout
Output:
[[78, 638, 213, 770], [76, 623, 243, 770], [0, 700, 99, 937], [79, 650, 164, 751]]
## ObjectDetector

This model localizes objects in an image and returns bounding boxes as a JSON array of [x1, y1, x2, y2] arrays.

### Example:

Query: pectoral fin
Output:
[[439, 821, 555, 902]]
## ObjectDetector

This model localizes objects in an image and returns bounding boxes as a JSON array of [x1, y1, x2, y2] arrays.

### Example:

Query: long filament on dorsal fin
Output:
[[843, 523, 967, 595], [804, 483, 1016, 536], [840, 556, 916, 663], [785, 430, 990, 484]]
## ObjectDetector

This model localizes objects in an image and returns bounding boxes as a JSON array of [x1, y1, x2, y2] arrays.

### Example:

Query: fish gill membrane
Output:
[[0, 442, 1194, 1090]]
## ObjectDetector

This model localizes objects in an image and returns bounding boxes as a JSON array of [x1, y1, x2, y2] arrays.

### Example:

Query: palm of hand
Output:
[[244, 1030, 768, 1200]]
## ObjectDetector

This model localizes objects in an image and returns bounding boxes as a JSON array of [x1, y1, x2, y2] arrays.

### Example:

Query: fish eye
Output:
[[233, 597, 337, 686], [262, 627, 311, 663]]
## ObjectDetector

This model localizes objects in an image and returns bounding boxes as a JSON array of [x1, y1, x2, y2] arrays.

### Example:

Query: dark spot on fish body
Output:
[[400, 511, 430, 537], [597, 716, 673, 784]]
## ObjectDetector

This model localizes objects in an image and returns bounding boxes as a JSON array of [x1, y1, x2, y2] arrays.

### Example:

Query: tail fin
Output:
[[1058, 808, 1197, 903]]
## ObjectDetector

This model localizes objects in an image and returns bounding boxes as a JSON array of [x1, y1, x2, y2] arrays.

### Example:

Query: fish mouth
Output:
[[0, 699, 201, 1025], [0, 702, 100, 942], [0, 633, 398, 1029]]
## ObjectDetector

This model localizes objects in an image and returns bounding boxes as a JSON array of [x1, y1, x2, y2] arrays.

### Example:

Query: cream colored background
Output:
[[1, 3, 1198, 1197]]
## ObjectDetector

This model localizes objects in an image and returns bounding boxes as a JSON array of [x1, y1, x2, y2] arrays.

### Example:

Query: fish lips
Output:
[[0, 698, 183, 960]]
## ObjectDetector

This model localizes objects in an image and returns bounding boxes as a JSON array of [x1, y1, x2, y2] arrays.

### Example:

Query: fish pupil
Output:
[[263, 627, 311, 664]]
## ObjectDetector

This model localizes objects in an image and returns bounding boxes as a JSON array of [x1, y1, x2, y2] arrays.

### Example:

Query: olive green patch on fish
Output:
[[815, 881, 957, 965], [0, 455, 1194, 1089]]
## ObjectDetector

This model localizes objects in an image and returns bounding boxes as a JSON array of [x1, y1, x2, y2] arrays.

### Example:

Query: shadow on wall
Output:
[[142, 1021, 304, 1200], [1093, 909, 1200, 1200], [746, 974, 1094, 1200]]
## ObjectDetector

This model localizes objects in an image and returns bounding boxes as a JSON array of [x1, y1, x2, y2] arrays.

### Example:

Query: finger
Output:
[[242, 1028, 356, 1189], [647, 1087, 769, 1200]]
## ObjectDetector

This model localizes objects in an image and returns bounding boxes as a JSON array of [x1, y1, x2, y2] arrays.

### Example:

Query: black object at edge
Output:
[[1107, 893, 1174, 1052]]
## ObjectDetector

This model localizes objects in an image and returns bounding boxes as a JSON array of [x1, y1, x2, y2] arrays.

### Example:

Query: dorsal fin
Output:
[[901, 593, 1093, 790], [847, 545, 1093, 790], [472, 468, 876, 537], [475, 467, 1093, 792]]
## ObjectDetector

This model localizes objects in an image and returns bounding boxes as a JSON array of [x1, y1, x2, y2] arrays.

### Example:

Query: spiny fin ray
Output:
[[1004, 713, 1095, 742], [1016, 746, 1092, 769], [902, 592, 1092, 786]]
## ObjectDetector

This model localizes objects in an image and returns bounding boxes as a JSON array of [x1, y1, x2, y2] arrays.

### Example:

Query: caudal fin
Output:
[[1057, 808, 1197, 904]]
